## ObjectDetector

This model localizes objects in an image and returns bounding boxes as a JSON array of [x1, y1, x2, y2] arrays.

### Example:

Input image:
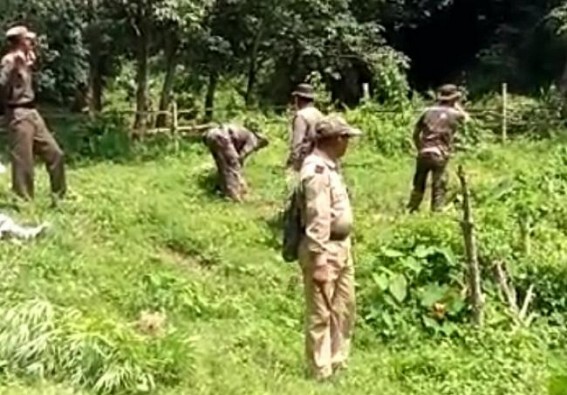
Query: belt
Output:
[[7, 102, 35, 109], [330, 232, 349, 241]]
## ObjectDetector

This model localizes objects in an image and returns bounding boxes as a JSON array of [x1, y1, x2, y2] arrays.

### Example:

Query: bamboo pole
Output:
[[172, 101, 179, 153], [457, 165, 484, 326], [502, 83, 508, 142]]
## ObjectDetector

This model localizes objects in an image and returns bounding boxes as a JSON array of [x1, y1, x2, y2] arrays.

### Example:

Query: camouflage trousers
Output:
[[7, 109, 66, 201], [407, 152, 448, 213], [204, 129, 247, 202], [299, 237, 356, 380]]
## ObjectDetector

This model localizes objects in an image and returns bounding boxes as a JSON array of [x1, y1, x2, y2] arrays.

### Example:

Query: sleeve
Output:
[[287, 115, 308, 165], [238, 130, 257, 163], [454, 103, 470, 123], [0, 58, 15, 112], [302, 170, 331, 259], [413, 112, 425, 149]]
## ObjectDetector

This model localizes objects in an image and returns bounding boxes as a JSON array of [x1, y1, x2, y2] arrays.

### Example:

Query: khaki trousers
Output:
[[7, 109, 66, 200], [299, 237, 356, 380]]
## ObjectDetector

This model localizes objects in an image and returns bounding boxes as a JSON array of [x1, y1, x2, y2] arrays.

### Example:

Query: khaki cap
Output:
[[315, 115, 362, 140], [6, 26, 29, 39]]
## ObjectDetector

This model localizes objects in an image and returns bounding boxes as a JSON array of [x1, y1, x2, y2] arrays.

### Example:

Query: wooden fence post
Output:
[[502, 83, 508, 143], [457, 165, 484, 327], [171, 100, 179, 153]]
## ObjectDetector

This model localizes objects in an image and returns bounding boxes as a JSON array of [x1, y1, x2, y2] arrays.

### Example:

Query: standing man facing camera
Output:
[[298, 115, 361, 381], [0, 26, 67, 203]]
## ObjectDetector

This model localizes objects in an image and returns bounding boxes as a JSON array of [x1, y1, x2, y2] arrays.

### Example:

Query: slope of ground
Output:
[[0, 124, 564, 394]]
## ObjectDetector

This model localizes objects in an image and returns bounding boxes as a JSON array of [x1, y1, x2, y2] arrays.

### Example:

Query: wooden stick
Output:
[[494, 261, 518, 314], [519, 285, 535, 322], [457, 165, 484, 326], [502, 83, 508, 142]]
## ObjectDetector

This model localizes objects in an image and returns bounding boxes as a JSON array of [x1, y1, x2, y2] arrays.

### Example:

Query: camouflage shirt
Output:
[[414, 105, 466, 159]]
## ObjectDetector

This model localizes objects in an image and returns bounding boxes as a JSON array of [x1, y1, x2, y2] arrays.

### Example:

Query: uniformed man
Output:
[[286, 83, 324, 172], [0, 26, 67, 202], [203, 120, 269, 202], [298, 114, 361, 381], [407, 84, 470, 213]]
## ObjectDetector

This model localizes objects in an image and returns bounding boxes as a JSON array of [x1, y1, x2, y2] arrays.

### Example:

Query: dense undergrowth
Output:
[[0, 95, 566, 394]]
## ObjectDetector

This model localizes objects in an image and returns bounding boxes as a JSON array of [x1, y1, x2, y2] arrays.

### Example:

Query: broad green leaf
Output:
[[381, 311, 394, 329], [422, 315, 439, 329], [389, 274, 407, 303], [372, 273, 390, 291], [419, 284, 449, 308], [381, 247, 405, 258], [414, 244, 438, 259]]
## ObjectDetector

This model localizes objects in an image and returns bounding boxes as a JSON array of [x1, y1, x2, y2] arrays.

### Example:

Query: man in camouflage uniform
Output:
[[298, 114, 361, 381], [0, 26, 66, 202], [286, 83, 324, 172], [407, 84, 470, 213], [203, 120, 269, 202]]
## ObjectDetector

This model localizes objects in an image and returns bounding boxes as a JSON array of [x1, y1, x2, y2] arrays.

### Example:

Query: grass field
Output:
[[0, 118, 564, 395]]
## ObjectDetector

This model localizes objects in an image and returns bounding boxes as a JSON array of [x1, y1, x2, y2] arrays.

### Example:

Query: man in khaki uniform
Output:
[[286, 83, 324, 172], [0, 26, 66, 202], [203, 120, 268, 202], [298, 114, 361, 381]]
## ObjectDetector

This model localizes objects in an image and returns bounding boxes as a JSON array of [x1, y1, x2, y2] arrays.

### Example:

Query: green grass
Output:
[[0, 123, 563, 394]]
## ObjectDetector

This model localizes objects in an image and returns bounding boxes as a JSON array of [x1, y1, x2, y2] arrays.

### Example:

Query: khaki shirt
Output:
[[300, 152, 353, 258], [288, 106, 323, 170], [0, 51, 35, 108]]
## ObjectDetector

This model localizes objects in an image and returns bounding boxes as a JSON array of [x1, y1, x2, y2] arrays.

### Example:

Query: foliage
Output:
[[0, 114, 562, 394], [0, 298, 193, 393]]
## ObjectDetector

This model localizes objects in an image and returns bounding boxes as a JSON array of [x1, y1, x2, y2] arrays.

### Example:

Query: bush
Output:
[[0, 298, 194, 394]]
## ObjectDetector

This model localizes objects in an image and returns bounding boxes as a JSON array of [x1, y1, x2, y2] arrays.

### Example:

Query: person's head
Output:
[[292, 83, 315, 110], [436, 84, 462, 107], [244, 119, 269, 150], [314, 115, 362, 159], [6, 26, 33, 52]]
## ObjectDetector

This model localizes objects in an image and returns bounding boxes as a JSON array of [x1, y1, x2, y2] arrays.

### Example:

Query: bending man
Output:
[[203, 120, 269, 202]]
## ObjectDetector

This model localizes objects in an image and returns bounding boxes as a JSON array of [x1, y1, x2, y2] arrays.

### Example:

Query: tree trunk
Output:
[[85, 0, 103, 114], [559, 51, 567, 116], [134, 20, 150, 132], [244, 22, 264, 106], [560, 51, 567, 96], [204, 73, 218, 122], [156, 36, 179, 128], [88, 54, 103, 114]]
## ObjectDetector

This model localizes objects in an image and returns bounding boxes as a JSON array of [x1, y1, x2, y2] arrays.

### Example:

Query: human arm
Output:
[[286, 115, 308, 167], [0, 56, 17, 111], [302, 168, 332, 282], [238, 131, 258, 164], [413, 113, 424, 151], [455, 102, 470, 122]]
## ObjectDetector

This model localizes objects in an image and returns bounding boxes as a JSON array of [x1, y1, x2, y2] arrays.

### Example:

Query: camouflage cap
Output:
[[437, 84, 462, 102], [292, 83, 315, 100], [315, 115, 362, 140]]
